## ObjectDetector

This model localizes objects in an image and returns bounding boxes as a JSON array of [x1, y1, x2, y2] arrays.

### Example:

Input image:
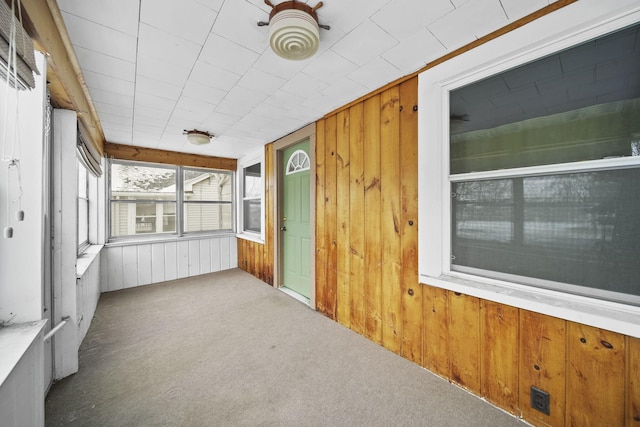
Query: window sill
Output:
[[236, 232, 264, 244], [0, 320, 47, 387], [420, 273, 640, 339], [76, 245, 103, 278], [106, 232, 236, 248]]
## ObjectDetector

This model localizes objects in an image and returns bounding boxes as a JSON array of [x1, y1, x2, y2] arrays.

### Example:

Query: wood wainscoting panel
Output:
[[626, 336, 640, 426], [566, 322, 625, 427], [449, 291, 481, 393], [323, 114, 338, 320], [363, 95, 383, 345], [480, 301, 519, 414], [399, 77, 421, 364], [315, 119, 327, 314], [380, 86, 402, 354], [422, 285, 450, 379], [348, 103, 366, 335], [519, 310, 566, 427], [336, 110, 351, 328]]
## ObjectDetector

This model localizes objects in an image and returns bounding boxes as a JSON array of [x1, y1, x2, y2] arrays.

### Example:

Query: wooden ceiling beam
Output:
[[104, 142, 238, 171], [20, 0, 105, 155]]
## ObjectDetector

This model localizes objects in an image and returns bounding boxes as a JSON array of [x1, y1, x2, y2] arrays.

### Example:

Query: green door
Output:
[[282, 140, 311, 299]]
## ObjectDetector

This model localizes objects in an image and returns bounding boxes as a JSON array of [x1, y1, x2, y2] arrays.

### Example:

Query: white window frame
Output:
[[236, 147, 264, 243], [418, 0, 640, 338], [108, 159, 235, 241]]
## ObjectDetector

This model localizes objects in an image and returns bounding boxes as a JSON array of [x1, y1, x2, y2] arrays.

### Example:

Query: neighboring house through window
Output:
[[109, 160, 233, 239]]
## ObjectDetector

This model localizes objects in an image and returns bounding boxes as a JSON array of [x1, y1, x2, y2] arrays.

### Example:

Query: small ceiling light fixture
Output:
[[258, 0, 330, 61], [184, 129, 213, 145]]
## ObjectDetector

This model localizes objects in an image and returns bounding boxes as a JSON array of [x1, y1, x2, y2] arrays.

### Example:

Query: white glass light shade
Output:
[[186, 130, 212, 145], [269, 9, 320, 60]]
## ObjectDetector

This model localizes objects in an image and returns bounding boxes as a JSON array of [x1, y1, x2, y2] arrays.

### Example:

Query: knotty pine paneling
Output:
[[348, 102, 366, 335], [449, 291, 481, 394], [380, 85, 402, 354], [628, 337, 640, 426], [315, 77, 419, 356], [336, 110, 351, 328], [363, 94, 383, 345], [315, 120, 327, 313], [519, 311, 566, 427], [481, 301, 519, 414], [567, 322, 625, 427], [398, 77, 421, 364], [422, 286, 449, 379]]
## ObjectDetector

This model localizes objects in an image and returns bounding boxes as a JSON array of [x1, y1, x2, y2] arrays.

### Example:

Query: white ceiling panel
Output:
[[135, 76, 184, 101], [136, 54, 192, 87], [500, 0, 550, 20], [181, 81, 227, 106], [330, 20, 398, 67], [134, 93, 177, 112], [211, 1, 269, 54], [74, 47, 136, 82], [280, 72, 329, 99], [193, 0, 225, 12], [348, 57, 402, 91], [316, 0, 390, 33], [382, 28, 447, 74], [83, 70, 135, 97], [189, 61, 242, 91], [236, 68, 287, 95], [88, 87, 134, 109], [61, 12, 137, 62], [372, 0, 454, 41], [58, 0, 140, 36], [302, 50, 358, 84], [199, 35, 261, 74], [140, 0, 217, 44], [428, 0, 508, 50], [137, 24, 202, 67], [60, 0, 572, 158]]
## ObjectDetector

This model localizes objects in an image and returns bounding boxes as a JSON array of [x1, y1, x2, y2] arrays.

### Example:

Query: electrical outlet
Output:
[[530, 386, 550, 415]]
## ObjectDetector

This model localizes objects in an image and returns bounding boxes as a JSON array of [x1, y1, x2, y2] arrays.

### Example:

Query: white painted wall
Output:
[[0, 54, 46, 324], [101, 236, 238, 292], [76, 247, 101, 345]]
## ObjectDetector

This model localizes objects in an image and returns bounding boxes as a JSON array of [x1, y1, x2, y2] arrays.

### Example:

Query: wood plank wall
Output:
[[313, 76, 640, 426], [237, 144, 275, 286]]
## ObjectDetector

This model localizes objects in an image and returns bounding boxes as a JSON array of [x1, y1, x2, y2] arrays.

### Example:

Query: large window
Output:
[[447, 23, 640, 305], [109, 160, 233, 239]]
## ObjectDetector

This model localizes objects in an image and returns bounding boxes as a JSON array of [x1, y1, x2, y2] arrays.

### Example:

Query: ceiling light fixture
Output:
[[258, 0, 330, 61], [184, 129, 213, 145]]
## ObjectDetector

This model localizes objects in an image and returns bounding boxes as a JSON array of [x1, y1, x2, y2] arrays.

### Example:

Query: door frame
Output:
[[272, 123, 316, 308]]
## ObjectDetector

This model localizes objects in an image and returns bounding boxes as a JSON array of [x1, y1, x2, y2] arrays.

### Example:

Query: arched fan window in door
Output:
[[286, 150, 310, 175]]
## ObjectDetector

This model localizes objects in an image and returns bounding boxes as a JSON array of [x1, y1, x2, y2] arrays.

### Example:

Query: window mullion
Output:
[[177, 166, 184, 237]]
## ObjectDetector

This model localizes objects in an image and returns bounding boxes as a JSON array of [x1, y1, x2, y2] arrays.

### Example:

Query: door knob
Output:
[[280, 226, 287, 231]]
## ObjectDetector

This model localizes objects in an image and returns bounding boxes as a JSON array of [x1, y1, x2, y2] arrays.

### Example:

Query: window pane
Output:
[[450, 24, 640, 174], [184, 170, 232, 202], [111, 163, 176, 198], [78, 164, 87, 198], [243, 199, 261, 233], [244, 163, 261, 198], [184, 203, 232, 232], [78, 199, 88, 246], [452, 168, 640, 300], [110, 202, 176, 237]]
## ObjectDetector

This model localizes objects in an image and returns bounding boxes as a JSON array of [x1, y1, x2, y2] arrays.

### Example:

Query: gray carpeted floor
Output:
[[45, 269, 526, 427]]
